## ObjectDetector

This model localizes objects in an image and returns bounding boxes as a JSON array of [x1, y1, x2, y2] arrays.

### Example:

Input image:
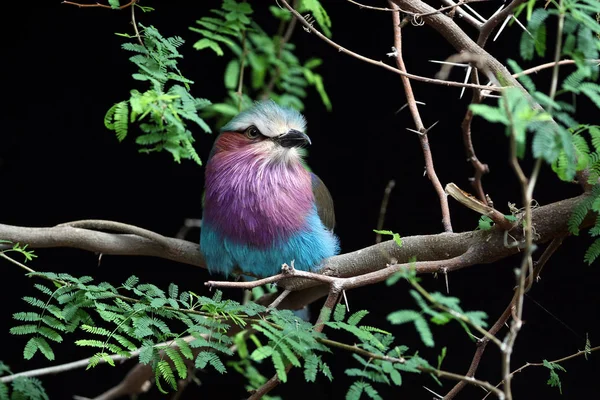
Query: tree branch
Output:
[[1, 193, 594, 300], [390, 1, 453, 233], [277, 0, 503, 91]]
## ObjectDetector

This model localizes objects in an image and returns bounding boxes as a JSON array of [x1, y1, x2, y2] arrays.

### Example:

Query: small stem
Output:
[[389, 2, 453, 232], [236, 30, 247, 111], [0, 252, 36, 274], [130, 1, 144, 47], [278, 0, 502, 92], [375, 179, 396, 243], [548, 2, 565, 104], [484, 346, 600, 399]]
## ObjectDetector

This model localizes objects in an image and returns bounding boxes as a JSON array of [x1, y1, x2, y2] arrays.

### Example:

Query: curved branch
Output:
[[1, 193, 590, 298], [391, 0, 523, 91], [0, 224, 205, 268], [278, 0, 502, 91]]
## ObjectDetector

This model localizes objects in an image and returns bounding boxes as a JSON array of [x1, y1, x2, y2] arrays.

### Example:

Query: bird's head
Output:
[[211, 100, 311, 164]]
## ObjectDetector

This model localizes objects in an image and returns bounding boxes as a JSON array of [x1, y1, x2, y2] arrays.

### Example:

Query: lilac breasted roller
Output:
[[200, 100, 339, 277]]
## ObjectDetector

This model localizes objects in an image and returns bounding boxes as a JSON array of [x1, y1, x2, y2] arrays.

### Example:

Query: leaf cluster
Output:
[[386, 269, 488, 349], [472, 1, 600, 263], [190, 0, 332, 128], [0, 362, 48, 400], [325, 304, 435, 400], [104, 25, 211, 165]]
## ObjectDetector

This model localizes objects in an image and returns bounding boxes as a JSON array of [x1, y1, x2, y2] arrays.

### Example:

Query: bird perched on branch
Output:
[[200, 100, 339, 278]]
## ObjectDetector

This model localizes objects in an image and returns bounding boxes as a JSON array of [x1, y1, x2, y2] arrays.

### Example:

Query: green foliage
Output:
[[298, 0, 332, 37], [190, 0, 332, 128], [0, 363, 49, 400], [477, 214, 517, 231], [478, 215, 494, 230], [543, 359, 567, 394], [473, 0, 599, 183], [323, 302, 437, 397], [474, 1, 600, 265], [372, 230, 402, 247], [104, 25, 211, 165], [386, 267, 488, 348], [568, 183, 600, 264], [0, 242, 37, 263], [346, 381, 382, 400]]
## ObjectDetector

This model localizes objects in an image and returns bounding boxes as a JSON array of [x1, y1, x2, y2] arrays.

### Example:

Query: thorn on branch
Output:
[[396, 100, 426, 114]]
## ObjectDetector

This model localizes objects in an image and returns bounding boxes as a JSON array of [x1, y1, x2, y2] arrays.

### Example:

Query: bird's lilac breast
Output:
[[203, 145, 313, 248]]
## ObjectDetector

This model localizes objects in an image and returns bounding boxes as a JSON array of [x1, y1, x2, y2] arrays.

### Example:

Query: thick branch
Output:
[[0, 224, 205, 267], [1, 193, 592, 296]]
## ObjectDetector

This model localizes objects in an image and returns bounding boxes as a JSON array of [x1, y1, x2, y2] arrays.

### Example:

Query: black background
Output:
[[1, 1, 598, 399]]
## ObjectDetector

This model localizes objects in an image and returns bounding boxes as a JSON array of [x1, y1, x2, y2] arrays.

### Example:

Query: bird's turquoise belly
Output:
[[200, 208, 339, 277]]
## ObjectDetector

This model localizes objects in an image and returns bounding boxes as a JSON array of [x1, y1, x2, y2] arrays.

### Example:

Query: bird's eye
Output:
[[245, 126, 260, 139]]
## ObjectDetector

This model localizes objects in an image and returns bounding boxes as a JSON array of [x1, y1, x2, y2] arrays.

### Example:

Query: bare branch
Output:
[[278, 0, 503, 91], [390, 1, 453, 232], [478, 0, 527, 46], [62, 0, 137, 9], [1, 193, 593, 299], [375, 179, 396, 243]]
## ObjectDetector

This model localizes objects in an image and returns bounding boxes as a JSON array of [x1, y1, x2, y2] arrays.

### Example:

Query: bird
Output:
[[200, 100, 339, 278]]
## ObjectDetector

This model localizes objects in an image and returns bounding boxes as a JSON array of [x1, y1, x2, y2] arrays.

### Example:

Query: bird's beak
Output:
[[274, 129, 312, 148]]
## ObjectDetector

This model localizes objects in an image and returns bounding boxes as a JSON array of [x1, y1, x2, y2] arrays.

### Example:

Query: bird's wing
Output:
[[311, 173, 336, 231]]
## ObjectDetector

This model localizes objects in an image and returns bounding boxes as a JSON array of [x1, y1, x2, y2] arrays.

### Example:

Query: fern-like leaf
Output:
[[156, 360, 177, 392], [584, 238, 600, 264]]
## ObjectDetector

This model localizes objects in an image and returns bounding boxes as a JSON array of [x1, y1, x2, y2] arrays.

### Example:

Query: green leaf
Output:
[[271, 351, 287, 382], [437, 347, 447, 370], [164, 347, 187, 379], [193, 38, 224, 55], [387, 310, 419, 325], [413, 316, 434, 347], [469, 104, 508, 124], [157, 360, 177, 391], [250, 345, 274, 361], [478, 215, 494, 230], [347, 310, 369, 326], [373, 230, 402, 247], [333, 303, 346, 322], [584, 238, 600, 264], [299, 0, 332, 37], [304, 353, 319, 382], [224, 59, 240, 90]]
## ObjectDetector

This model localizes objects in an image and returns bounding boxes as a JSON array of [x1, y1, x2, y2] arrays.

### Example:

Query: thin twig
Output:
[[268, 289, 292, 308], [0, 252, 36, 274], [348, 0, 491, 17], [483, 346, 600, 400], [236, 30, 247, 111], [129, 1, 143, 47], [460, 66, 490, 203], [478, 0, 527, 46], [439, 0, 483, 29], [513, 59, 598, 78], [261, 0, 299, 99], [390, 2, 453, 232], [278, 0, 503, 91], [502, 3, 565, 398], [445, 234, 565, 399], [206, 254, 470, 293], [62, 0, 137, 9], [375, 179, 396, 243]]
